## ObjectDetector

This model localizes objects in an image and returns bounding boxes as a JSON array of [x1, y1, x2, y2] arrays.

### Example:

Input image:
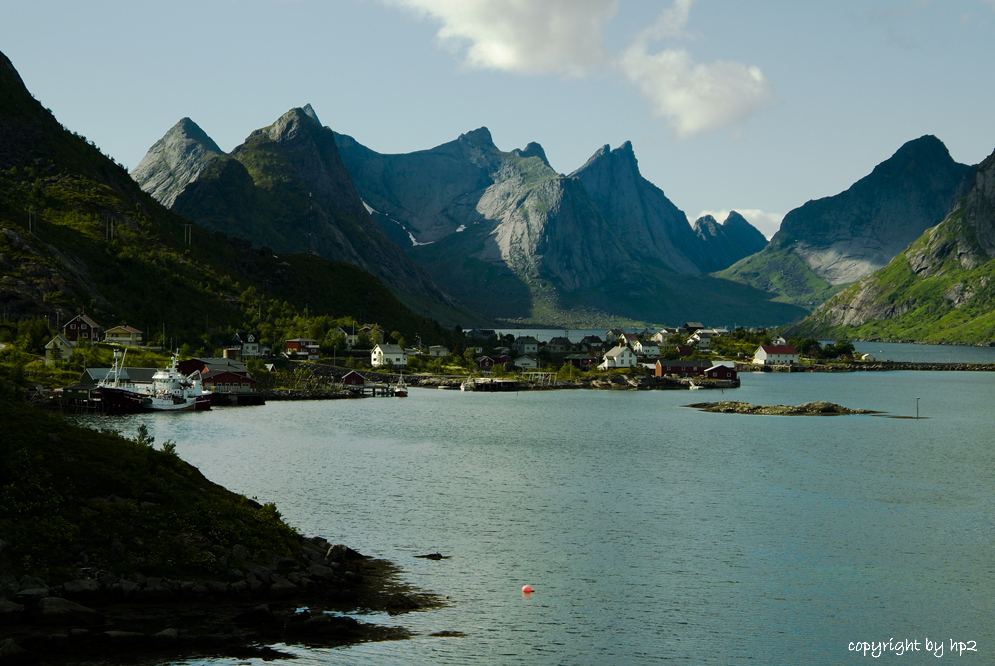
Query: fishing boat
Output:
[[98, 350, 212, 413]]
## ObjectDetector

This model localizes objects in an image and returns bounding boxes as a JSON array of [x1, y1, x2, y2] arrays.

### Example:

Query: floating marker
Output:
[[522, 585, 534, 594]]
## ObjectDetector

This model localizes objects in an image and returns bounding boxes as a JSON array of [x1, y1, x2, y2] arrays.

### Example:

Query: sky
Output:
[[3, 0, 995, 239]]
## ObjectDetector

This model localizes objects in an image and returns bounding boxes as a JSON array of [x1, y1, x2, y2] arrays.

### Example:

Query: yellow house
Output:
[[104, 325, 143, 346], [44, 334, 75, 365]]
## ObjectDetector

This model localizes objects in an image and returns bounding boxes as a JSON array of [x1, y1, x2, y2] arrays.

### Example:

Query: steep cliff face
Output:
[[777, 135, 974, 283], [787, 147, 995, 343], [569, 142, 704, 273], [131, 118, 223, 207], [692, 211, 769, 272], [135, 107, 456, 312], [334, 130, 790, 323], [721, 135, 975, 306], [334, 127, 504, 246]]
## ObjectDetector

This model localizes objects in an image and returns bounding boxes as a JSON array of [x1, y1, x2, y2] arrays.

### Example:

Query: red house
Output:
[[655, 359, 712, 377], [202, 370, 258, 393], [285, 338, 320, 359], [64, 314, 101, 343], [476, 356, 495, 369], [705, 364, 738, 380], [342, 370, 366, 387]]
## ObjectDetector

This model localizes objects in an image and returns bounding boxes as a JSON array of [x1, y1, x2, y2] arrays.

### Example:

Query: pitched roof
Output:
[[758, 345, 798, 354], [67, 314, 100, 328], [375, 343, 405, 354], [605, 345, 633, 357], [106, 325, 142, 334]]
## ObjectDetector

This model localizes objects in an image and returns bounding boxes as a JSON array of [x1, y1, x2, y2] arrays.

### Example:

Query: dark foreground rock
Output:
[[0, 536, 442, 664], [684, 400, 882, 416]]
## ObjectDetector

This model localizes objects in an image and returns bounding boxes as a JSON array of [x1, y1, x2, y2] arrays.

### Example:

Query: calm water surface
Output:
[[89, 369, 994, 665]]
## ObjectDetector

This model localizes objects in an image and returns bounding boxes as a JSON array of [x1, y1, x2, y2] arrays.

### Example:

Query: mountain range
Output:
[[6, 39, 992, 339], [136, 110, 798, 325], [787, 145, 995, 344], [0, 49, 450, 349], [334, 128, 773, 322], [719, 136, 975, 306], [131, 106, 472, 323]]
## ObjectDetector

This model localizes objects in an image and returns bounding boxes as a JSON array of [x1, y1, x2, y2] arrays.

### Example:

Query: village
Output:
[[33, 313, 878, 408]]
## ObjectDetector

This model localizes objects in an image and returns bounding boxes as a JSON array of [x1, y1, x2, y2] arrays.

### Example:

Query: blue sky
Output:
[[3, 0, 994, 238]]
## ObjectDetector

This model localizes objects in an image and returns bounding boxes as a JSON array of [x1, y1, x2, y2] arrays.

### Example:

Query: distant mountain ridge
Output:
[[132, 106, 467, 321], [0, 48, 447, 346], [787, 145, 995, 344], [720, 135, 975, 306], [333, 128, 785, 324]]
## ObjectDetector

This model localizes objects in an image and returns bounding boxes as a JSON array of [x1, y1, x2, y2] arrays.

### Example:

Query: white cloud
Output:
[[385, 0, 619, 77], [697, 209, 783, 240], [617, 1, 774, 138], [384, 0, 773, 136]]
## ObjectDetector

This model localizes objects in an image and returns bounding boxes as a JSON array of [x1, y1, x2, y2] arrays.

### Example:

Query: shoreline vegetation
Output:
[[0, 386, 443, 664]]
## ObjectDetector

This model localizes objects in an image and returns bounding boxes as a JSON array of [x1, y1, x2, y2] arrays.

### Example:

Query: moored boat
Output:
[[394, 372, 408, 397], [98, 350, 212, 414]]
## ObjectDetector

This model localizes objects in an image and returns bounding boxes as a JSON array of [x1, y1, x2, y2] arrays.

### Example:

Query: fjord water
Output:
[[122, 370, 993, 665]]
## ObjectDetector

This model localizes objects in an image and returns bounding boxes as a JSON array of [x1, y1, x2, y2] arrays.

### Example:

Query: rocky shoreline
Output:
[[684, 400, 881, 416], [0, 535, 441, 663]]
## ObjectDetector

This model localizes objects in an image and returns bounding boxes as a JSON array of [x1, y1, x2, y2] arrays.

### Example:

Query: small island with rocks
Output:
[[683, 400, 883, 416]]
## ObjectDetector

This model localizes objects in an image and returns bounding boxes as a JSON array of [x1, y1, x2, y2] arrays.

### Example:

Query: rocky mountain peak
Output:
[[265, 106, 323, 144], [722, 211, 752, 229], [512, 141, 550, 168], [571, 142, 638, 177], [172, 118, 222, 153], [692, 215, 720, 237], [301, 103, 321, 125], [460, 127, 495, 148], [132, 117, 223, 207]]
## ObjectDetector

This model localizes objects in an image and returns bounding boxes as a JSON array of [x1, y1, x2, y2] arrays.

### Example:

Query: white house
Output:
[[371, 343, 407, 367], [752, 345, 800, 366], [650, 329, 676, 344], [688, 330, 713, 349], [512, 336, 540, 355], [633, 340, 661, 357], [598, 345, 638, 369], [427, 345, 450, 357], [514, 355, 539, 370]]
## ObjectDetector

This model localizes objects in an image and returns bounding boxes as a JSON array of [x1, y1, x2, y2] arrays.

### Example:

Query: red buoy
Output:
[[522, 584, 534, 594]]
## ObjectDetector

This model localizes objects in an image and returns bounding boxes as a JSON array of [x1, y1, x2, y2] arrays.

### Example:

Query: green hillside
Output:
[[716, 245, 841, 308], [786, 201, 995, 344], [0, 50, 456, 355]]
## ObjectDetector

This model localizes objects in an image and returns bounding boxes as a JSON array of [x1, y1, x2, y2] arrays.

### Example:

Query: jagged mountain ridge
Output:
[[0, 48, 448, 345], [568, 141, 704, 273], [720, 135, 975, 306], [333, 128, 778, 322], [786, 146, 995, 344], [692, 211, 768, 273], [133, 106, 463, 319]]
